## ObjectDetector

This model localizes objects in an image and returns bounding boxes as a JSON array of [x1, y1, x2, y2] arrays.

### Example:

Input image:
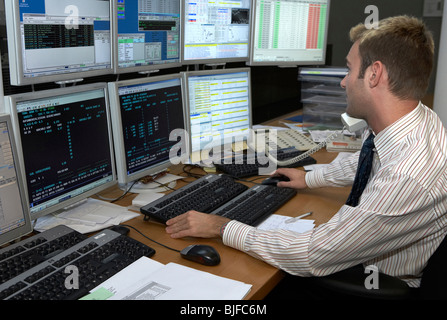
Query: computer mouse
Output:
[[261, 175, 290, 186], [180, 244, 221, 266], [108, 225, 130, 236]]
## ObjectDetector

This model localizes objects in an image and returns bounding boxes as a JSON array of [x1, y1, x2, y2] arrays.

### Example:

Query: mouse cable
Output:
[[120, 224, 181, 253]]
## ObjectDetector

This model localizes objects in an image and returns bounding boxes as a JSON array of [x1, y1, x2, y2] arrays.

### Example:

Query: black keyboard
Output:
[[0, 225, 87, 286], [214, 148, 316, 178], [0, 228, 155, 300], [211, 185, 297, 226], [141, 174, 248, 223], [141, 174, 296, 227]]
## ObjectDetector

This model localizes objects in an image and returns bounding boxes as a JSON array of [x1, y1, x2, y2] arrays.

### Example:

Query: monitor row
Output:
[[3, 67, 256, 229], [5, 0, 331, 86]]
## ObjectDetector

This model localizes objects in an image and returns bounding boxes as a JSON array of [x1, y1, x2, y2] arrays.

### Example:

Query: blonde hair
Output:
[[349, 16, 434, 100]]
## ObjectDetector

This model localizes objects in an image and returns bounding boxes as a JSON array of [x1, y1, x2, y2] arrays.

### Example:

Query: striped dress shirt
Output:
[[223, 102, 447, 288]]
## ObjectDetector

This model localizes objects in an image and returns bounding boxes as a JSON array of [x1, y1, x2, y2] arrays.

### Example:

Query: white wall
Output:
[[433, 4, 447, 125]]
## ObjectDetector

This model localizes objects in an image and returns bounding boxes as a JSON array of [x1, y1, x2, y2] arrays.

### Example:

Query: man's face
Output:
[[340, 42, 369, 119]]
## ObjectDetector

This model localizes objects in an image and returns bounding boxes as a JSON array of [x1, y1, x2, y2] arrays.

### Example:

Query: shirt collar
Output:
[[373, 101, 425, 161]]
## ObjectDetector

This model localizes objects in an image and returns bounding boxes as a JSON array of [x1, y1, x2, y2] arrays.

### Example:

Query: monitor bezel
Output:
[[181, 0, 252, 65], [0, 113, 33, 246], [5, 0, 114, 86], [111, 0, 183, 74], [108, 73, 187, 186], [247, 0, 331, 67], [5, 83, 117, 221], [182, 67, 253, 164]]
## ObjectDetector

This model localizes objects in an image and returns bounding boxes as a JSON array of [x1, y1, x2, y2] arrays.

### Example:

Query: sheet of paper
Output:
[[91, 257, 165, 296], [85, 257, 251, 300], [34, 198, 140, 234], [257, 214, 315, 233], [111, 262, 252, 300], [88, 257, 252, 300]]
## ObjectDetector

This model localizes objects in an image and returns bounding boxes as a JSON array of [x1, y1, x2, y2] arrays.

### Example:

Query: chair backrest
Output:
[[419, 233, 447, 299]]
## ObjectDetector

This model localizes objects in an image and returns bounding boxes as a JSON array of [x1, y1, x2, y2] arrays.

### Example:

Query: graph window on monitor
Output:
[[6, 84, 116, 220], [113, 0, 181, 73], [0, 114, 32, 246], [249, 0, 330, 66], [183, 0, 251, 64], [108, 75, 186, 187], [184, 68, 251, 163], [5, 0, 113, 86]]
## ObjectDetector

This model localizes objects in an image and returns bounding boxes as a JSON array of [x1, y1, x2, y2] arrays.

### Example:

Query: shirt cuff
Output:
[[222, 220, 255, 251], [305, 169, 326, 189]]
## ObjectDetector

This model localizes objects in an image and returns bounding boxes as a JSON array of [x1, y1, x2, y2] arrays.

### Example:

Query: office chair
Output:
[[311, 234, 447, 300]]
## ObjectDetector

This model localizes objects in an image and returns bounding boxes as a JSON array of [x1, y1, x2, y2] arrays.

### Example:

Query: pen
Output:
[[285, 212, 312, 224]]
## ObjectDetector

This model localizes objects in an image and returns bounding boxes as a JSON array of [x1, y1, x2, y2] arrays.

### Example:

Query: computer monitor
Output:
[[112, 0, 182, 74], [182, 0, 251, 65], [248, 0, 330, 66], [0, 114, 32, 246], [108, 74, 186, 188], [183, 68, 252, 164], [5, 83, 116, 221], [5, 0, 113, 86]]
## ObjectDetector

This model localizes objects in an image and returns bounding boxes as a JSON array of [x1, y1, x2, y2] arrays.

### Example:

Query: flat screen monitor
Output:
[[182, 0, 251, 65], [112, 0, 182, 74], [249, 0, 330, 66], [5, 0, 113, 86], [6, 83, 116, 221], [0, 114, 32, 246], [183, 68, 251, 164], [108, 74, 186, 188]]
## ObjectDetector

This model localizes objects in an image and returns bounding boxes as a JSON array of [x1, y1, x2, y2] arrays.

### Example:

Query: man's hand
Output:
[[165, 210, 231, 239], [273, 168, 308, 189]]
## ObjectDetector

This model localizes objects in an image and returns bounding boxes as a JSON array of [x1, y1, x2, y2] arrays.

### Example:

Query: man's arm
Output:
[[165, 210, 231, 238], [165, 168, 309, 239]]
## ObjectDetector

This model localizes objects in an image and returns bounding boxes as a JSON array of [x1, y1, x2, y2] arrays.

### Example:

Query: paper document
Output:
[[34, 198, 139, 234], [257, 214, 315, 233], [86, 257, 252, 300]]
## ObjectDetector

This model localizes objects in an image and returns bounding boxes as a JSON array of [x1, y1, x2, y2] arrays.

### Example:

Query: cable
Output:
[[121, 224, 181, 253], [267, 127, 345, 167]]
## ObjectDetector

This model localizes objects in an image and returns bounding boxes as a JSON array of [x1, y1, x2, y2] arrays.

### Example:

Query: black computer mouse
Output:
[[180, 244, 221, 266], [108, 225, 130, 236], [261, 175, 290, 186]]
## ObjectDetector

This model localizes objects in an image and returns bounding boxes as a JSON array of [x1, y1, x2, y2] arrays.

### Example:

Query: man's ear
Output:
[[368, 61, 384, 88]]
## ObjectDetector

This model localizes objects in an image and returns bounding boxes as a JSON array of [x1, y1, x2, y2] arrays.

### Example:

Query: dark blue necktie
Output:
[[346, 133, 375, 207]]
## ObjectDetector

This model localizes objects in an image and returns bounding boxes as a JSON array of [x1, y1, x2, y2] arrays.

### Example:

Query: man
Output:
[[166, 16, 447, 290]]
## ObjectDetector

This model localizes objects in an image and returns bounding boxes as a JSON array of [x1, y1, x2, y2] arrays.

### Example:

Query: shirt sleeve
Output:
[[306, 151, 360, 189], [222, 172, 437, 278], [222, 220, 315, 275]]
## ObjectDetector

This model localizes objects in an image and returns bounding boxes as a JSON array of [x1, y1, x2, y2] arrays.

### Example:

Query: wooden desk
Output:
[[96, 148, 351, 300]]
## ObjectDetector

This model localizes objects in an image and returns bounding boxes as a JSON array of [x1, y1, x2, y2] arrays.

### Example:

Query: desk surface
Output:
[[97, 146, 351, 300]]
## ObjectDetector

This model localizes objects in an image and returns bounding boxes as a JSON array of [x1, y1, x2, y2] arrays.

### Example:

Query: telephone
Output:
[[341, 113, 368, 132], [253, 128, 317, 152], [268, 112, 368, 167]]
